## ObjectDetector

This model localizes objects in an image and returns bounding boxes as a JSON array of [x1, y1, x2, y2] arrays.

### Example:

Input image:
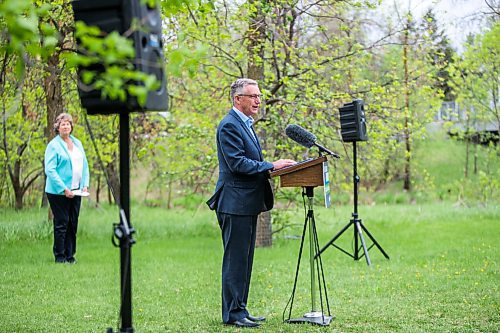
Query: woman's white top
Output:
[[68, 146, 84, 190]]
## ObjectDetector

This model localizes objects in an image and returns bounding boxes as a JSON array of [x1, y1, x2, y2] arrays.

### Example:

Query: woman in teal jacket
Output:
[[45, 113, 89, 264]]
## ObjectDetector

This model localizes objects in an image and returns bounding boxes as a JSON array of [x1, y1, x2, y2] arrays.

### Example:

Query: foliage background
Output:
[[0, 1, 498, 331], [0, 0, 498, 214]]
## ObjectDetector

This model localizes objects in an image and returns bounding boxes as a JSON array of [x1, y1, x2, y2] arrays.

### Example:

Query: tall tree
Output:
[[0, 55, 46, 209], [450, 22, 499, 179], [246, 0, 272, 246], [420, 9, 456, 101], [364, 4, 444, 193], [41, 0, 75, 209]]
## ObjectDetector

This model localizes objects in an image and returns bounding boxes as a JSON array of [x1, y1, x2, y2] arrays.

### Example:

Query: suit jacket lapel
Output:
[[251, 127, 264, 161], [229, 110, 263, 160], [250, 126, 262, 150]]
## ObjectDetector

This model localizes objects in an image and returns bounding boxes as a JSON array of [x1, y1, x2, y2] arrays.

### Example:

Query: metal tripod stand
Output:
[[316, 141, 389, 266], [284, 186, 333, 326]]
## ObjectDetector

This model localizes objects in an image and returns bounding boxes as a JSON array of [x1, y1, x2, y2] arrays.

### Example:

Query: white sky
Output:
[[379, 0, 493, 51]]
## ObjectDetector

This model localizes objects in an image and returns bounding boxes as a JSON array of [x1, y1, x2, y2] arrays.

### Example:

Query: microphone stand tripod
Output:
[[284, 186, 332, 326], [316, 141, 389, 265]]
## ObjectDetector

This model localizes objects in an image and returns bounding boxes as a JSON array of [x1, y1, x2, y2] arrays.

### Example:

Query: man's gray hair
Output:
[[230, 78, 258, 103]]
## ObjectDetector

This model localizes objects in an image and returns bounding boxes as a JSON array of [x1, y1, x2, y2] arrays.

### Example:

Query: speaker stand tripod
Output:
[[317, 141, 389, 266], [284, 186, 333, 326]]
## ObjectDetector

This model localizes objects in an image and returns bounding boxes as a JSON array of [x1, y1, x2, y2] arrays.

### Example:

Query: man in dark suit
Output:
[[207, 78, 295, 328]]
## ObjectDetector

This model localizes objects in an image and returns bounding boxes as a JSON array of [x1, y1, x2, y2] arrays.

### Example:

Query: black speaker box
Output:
[[72, 0, 168, 114], [339, 99, 368, 142]]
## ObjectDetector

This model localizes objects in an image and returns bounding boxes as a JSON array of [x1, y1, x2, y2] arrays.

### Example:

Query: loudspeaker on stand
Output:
[[72, 0, 168, 114], [339, 99, 367, 142]]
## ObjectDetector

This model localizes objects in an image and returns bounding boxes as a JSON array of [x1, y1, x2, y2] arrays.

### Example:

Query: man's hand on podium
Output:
[[272, 159, 296, 171]]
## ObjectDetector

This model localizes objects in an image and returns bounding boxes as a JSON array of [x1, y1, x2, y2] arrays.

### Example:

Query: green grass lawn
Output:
[[1, 202, 499, 332]]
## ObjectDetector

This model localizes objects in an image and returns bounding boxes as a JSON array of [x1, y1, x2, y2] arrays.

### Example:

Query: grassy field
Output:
[[1, 201, 498, 332]]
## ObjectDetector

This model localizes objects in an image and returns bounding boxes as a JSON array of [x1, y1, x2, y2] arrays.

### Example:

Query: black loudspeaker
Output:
[[339, 99, 368, 142], [71, 0, 168, 114]]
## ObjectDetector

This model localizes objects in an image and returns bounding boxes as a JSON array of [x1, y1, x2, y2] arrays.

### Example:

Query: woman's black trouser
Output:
[[46, 193, 81, 263]]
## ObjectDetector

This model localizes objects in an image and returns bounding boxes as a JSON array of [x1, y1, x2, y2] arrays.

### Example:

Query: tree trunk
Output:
[[257, 212, 272, 247], [403, 23, 412, 191], [44, 53, 63, 143], [96, 172, 101, 205], [464, 133, 470, 178], [473, 141, 478, 175], [167, 174, 173, 209], [3, 87, 42, 210], [106, 162, 120, 204], [247, 0, 272, 247], [12, 160, 23, 210], [43, 49, 63, 215]]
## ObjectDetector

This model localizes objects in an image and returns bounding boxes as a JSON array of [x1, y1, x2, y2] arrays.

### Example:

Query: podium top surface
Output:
[[270, 155, 327, 178]]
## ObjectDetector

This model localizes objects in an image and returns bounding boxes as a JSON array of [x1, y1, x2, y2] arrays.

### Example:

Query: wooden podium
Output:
[[270, 156, 333, 326], [270, 155, 327, 188]]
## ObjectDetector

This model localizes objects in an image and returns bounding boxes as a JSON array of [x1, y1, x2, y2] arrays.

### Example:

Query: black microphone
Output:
[[285, 124, 316, 148], [285, 124, 340, 158]]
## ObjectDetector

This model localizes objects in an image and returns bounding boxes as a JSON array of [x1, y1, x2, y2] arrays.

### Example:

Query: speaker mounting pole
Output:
[[118, 111, 134, 332], [71, 1, 168, 332]]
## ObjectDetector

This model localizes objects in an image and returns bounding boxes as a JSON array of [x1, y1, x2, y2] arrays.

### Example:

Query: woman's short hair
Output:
[[53, 113, 74, 134], [230, 78, 258, 103]]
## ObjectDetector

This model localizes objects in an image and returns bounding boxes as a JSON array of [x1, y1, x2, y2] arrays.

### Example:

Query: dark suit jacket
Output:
[[207, 109, 274, 215]]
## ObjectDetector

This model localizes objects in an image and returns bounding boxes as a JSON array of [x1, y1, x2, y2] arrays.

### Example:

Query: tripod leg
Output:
[[360, 223, 390, 259], [308, 210, 317, 313], [284, 213, 309, 321], [317, 220, 354, 257], [311, 214, 331, 317], [354, 220, 371, 266], [353, 219, 359, 260]]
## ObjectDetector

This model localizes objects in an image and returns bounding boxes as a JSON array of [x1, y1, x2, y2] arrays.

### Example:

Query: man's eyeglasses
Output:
[[238, 94, 262, 100]]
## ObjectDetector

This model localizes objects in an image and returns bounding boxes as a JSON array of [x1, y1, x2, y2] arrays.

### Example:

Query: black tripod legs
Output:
[[284, 195, 332, 326], [317, 220, 352, 258], [316, 216, 389, 266], [353, 219, 371, 265], [359, 222, 390, 260], [320, 138, 390, 266]]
